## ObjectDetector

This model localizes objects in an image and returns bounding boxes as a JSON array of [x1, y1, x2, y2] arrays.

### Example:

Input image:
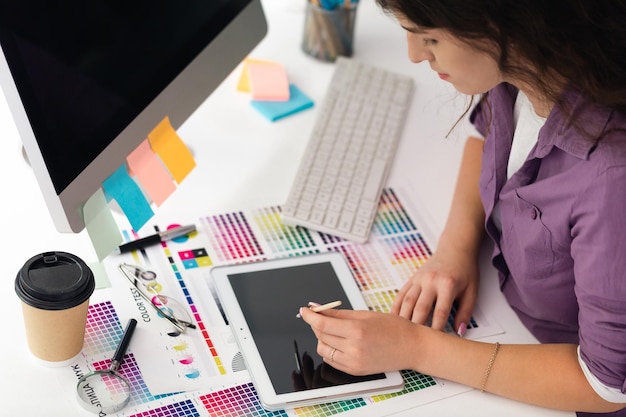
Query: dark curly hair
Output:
[[376, 0, 626, 117]]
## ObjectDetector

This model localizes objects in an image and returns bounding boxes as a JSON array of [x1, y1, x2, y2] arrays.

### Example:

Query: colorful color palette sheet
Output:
[[66, 187, 503, 416]]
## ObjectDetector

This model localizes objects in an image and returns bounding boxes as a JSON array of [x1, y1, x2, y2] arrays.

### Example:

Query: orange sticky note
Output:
[[247, 61, 290, 101], [147, 117, 195, 184], [237, 58, 279, 92], [126, 139, 176, 206]]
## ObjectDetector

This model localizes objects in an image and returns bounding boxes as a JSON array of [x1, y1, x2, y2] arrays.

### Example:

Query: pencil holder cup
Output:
[[302, 1, 357, 62]]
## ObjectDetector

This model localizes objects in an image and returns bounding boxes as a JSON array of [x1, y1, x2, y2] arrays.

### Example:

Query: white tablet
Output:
[[209, 252, 404, 410]]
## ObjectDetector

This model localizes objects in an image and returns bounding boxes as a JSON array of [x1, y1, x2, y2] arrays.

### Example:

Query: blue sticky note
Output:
[[251, 84, 314, 122], [102, 164, 154, 231]]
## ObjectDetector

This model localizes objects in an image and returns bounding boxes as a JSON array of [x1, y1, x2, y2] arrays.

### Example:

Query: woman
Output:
[[299, 1, 626, 415]]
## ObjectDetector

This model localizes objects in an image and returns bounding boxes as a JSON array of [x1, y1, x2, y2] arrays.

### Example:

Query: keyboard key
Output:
[[362, 158, 387, 201]]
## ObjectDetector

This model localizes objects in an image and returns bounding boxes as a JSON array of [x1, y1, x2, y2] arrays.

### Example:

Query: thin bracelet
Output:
[[480, 342, 500, 393]]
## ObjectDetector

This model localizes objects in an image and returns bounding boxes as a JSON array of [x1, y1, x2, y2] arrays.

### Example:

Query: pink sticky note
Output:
[[237, 58, 278, 92], [126, 139, 176, 206], [247, 61, 290, 101]]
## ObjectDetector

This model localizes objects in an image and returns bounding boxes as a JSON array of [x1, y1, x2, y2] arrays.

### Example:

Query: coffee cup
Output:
[[15, 251, 95, 366]]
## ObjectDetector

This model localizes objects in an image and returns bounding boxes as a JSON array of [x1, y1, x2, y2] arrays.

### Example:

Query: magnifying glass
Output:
[[76, 318, 137, 414]]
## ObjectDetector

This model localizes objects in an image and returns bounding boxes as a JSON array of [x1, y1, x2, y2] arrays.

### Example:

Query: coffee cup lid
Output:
[[15, 252, 95, 310]]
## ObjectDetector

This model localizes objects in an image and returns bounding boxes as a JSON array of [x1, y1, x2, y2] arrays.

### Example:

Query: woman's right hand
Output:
[[392, 137, 486, 334], [390, 242, 479, 334]]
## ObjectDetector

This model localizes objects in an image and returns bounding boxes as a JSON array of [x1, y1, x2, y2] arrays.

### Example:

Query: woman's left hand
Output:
[[299, 307, 423, 376]]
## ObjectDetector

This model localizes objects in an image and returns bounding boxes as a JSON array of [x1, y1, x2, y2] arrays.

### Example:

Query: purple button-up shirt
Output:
[[472, 84, 626, 399]]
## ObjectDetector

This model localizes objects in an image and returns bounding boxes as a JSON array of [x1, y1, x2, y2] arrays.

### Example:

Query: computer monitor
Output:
[[0, 0, 267, 233]]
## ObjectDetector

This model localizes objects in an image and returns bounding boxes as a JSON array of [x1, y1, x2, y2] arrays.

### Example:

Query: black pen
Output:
[[114, 224, 196, 254]]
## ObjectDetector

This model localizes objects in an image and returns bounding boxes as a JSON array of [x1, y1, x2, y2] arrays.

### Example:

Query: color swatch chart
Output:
[[92, 186, 503, 416], [78, 300, 182, 412]]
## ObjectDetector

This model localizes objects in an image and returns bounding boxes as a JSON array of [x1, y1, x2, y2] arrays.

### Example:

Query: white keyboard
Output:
[[281, 57, 414, 242]]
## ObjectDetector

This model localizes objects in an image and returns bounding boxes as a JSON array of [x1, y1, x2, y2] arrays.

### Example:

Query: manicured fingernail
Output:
[[457, 322, 467, 338], [308, 301, 320, 307], [296, 307, 303, 318]]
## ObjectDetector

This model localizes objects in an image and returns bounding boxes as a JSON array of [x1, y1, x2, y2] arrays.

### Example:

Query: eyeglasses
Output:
[[118, 263, 196, 335]]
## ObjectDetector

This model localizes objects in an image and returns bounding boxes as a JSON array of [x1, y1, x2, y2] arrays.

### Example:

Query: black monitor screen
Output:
[[0, 0, 250, 193]]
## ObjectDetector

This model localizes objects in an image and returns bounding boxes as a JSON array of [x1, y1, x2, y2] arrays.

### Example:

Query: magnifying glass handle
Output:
[[111, 319, 137, 371]]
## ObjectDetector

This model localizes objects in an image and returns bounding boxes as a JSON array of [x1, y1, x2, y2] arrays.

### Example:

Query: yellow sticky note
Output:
[[127, 139, 176, 206], [147, 117, 196, 183], [237, 58, 279, 92], [247, 61, 290, 101]]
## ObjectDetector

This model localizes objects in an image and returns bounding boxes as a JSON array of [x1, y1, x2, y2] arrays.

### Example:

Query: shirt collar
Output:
[[535, 88, 612, 160]]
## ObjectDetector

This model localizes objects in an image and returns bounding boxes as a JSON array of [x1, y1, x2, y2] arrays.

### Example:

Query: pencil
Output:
[[296, 300, 342, 318]]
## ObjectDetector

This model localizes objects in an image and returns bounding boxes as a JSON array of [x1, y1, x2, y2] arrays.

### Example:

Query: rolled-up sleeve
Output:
[[572, 163, 626, 394]]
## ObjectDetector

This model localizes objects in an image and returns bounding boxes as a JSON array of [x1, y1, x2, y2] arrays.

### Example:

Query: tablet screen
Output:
[[227, 261, 386, 395]]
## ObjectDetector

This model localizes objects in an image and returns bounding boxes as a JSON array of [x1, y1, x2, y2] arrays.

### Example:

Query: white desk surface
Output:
[[0, 1, 574, 416]]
